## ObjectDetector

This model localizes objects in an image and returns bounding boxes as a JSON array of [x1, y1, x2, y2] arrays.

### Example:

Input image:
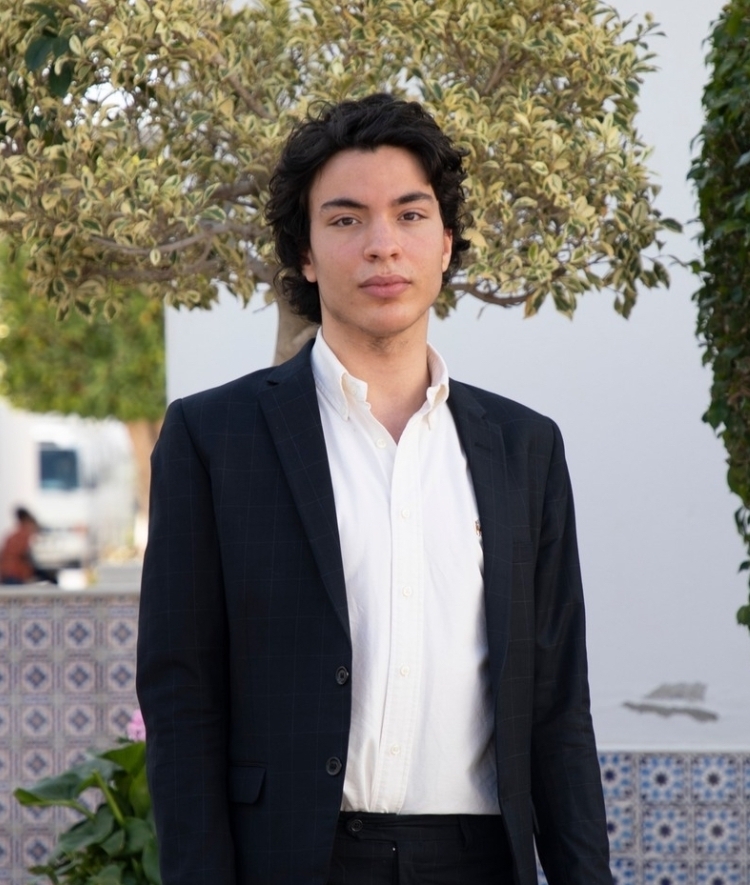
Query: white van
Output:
[[0, 400, 136, 571]]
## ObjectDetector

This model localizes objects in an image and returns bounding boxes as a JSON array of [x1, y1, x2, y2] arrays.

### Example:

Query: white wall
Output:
[[0, 400, 36, 538], [166, 0, 750, 748]]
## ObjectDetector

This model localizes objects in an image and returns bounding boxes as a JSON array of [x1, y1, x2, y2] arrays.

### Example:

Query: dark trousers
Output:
[[327, 813, 514, 885]]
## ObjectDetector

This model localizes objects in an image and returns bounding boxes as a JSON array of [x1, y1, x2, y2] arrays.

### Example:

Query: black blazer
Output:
[[137, 342, 612, 885]]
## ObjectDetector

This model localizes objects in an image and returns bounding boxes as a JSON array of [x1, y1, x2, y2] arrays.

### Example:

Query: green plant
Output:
[[0, 0, 675, 365], [690, 0, 750, 631], [14, 740, 160, 884]]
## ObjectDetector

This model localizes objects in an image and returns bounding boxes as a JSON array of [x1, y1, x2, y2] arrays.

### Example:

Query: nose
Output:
[[364, 218, 401, 261]]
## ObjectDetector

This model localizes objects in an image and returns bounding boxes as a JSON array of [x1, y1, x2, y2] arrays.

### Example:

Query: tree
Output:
[[0, 0, 676, 364], [0, 243, 165, 532], [690, 1, 750, 633]]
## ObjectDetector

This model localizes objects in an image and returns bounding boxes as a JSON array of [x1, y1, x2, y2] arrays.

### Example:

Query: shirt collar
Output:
[[311, 330, 450, 422]]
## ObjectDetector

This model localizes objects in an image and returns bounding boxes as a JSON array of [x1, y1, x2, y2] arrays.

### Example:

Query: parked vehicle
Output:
[[0, 400, 136, 572]]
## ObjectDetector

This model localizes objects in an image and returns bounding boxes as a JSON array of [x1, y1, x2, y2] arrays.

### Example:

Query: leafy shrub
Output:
[[14, 740, 160, 885]]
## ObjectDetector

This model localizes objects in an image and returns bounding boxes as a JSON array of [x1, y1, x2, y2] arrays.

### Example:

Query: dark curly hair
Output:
[[266, 93, 471, 324]]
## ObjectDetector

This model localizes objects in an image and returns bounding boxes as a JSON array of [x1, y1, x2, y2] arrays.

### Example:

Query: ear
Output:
[[441, 229, 453, 273], [301, 250, 317, 283]]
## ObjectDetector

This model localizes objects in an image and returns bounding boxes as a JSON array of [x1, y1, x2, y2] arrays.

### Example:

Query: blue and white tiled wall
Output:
[[538, 751, 750, 884], [0, 588, 139, 884], [1, 588, 749, 884], [597, 752, 749, 885]]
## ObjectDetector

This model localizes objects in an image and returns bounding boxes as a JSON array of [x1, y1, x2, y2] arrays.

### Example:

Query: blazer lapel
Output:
[[258, 343, 350, 643], [448, 381, 513, 693]]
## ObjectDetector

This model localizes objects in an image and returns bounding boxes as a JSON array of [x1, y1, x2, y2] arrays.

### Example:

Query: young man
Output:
[[137, 94, 612, 885]]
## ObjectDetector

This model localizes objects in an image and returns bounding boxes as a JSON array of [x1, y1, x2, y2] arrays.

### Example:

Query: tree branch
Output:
[[210, 179, 261, 201], [208, 51, 273, 120], [89, 223, 247, 255], [482, 54, 509, 98], [78, 250, 275, 286], [452, 281, 533, 307]]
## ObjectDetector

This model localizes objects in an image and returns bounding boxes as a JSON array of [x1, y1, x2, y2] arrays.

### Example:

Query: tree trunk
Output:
[[273, 296, 318, 365], [125, 418, 163, 554]]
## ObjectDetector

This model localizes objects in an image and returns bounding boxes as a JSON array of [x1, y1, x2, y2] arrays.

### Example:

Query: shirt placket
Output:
[[372, 417, 425, 812]]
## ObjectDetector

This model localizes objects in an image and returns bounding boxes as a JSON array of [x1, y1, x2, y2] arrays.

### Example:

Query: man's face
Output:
[[302, 145, 452, 347]]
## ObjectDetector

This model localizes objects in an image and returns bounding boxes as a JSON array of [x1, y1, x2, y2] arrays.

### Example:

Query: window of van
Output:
[[39, 447, 80, 491]]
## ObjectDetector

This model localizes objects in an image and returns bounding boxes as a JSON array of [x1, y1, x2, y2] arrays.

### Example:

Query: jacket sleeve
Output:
[[530, 422, 613, 885], [137, 399, 235, 885]]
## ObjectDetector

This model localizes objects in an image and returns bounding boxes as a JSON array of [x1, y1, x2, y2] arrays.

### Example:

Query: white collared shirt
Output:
[[311, 332, 500, 815]]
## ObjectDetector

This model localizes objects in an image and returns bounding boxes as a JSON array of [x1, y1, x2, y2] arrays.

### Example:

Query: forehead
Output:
[[308, 145, 433, 206]]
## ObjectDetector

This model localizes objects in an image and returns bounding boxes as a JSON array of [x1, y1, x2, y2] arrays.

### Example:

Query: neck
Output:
[[321, 328, 432, 443]]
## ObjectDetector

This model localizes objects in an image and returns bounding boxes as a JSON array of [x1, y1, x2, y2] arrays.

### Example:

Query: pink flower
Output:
[[126, 708, 146, 742]]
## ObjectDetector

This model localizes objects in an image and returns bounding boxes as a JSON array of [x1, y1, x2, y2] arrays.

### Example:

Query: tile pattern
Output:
[[537, 753, 750, 884], [0, 590, 139, 884], [1, 592, 748, 884]]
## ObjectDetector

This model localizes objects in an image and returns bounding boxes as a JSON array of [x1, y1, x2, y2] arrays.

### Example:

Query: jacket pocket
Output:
[[228, 764, 266, 804]]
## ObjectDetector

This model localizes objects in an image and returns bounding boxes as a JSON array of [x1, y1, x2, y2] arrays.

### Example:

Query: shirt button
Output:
[[390, 744, 401, 756], [326, 756, 343, 776], [400, 665, 410, 677], [335, 666, 350, 685], [402, 586, 412, 597], [375, 438, 387, 449], [400, 508, 411, 519]]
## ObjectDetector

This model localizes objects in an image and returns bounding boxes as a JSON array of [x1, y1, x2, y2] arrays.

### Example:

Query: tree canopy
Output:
[[0, 247, 164, 423], [690, 0, 750, 633], [0, 0, 675, 352], [0, 243, 165, 519]]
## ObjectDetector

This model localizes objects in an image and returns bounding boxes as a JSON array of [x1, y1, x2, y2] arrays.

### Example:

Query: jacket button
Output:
[[326, 756, 343, 776], [335, 666, 350, 685]]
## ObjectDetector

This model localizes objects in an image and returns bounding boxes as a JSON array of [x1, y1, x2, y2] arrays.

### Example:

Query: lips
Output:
[[359, 274, 410, 298]]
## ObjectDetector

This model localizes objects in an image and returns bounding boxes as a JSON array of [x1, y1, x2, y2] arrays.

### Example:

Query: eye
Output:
[[331, 216, 358, 227], [401, 210, 426, 222]]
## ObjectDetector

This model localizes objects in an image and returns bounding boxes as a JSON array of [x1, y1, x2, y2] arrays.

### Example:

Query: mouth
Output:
[[359, 274, 410, 298]]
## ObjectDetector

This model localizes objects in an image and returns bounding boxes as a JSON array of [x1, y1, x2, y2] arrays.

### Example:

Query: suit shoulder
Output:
[[169, 342, 315, 422], [451, 379, 558, 431], [175, 365, 276, 414], [449, 380, 566, 468]]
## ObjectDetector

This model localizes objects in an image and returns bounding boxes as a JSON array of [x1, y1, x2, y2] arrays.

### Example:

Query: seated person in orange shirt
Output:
[[0, 507, 39, 584]]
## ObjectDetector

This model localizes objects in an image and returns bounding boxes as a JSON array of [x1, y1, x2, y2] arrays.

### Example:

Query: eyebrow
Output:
[[318, 191, 436, 213]]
